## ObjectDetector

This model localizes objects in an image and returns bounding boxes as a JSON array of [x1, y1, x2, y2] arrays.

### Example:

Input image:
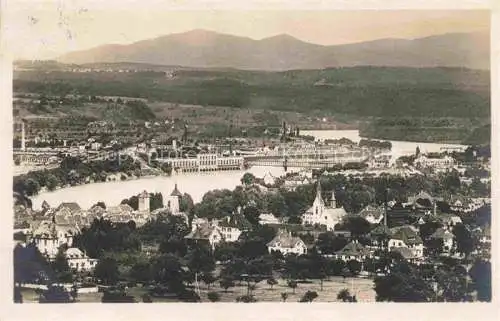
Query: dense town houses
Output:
[[12, 141, 492, 302], [414, 154, 455, 170]]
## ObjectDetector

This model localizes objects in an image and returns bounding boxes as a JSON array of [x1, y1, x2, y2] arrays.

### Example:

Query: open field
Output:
[[19, 277, 376, 303]]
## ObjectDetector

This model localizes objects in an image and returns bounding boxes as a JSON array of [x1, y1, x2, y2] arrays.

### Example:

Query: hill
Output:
[[57, 29, 490, 70]]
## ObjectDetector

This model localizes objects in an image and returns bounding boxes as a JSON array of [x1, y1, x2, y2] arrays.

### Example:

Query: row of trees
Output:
[[13, 155, 141, 196]]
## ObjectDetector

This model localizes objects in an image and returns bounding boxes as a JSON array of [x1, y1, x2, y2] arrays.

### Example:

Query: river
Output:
[[31, 130, 466, 210]]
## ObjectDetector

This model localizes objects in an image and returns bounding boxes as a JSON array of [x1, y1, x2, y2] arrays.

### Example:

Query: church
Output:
[[301, 181, 347, 231]]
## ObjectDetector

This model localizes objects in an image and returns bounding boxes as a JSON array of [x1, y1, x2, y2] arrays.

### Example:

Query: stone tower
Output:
[[166, 183, 182, 214], [138, 190, 150, 213]]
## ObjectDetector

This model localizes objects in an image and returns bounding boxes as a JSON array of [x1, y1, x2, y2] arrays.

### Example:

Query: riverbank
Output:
[[359, 118, 490, 145]]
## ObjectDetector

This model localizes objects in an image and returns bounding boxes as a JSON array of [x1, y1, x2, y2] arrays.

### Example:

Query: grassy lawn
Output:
[[18, 277, 376, 303], [198, 277, 376, 303]]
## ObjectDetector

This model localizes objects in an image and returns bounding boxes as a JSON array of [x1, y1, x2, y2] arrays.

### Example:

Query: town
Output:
[[13, 127, 492, 302], [10, 10, 491, 305]]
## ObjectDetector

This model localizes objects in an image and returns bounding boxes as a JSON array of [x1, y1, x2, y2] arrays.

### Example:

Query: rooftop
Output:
[[170, 184, 182, 197], [267, 230, 305, 249]]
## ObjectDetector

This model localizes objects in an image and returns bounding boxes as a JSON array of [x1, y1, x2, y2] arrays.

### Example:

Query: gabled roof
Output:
[[392, 247, 416, 260], [89, 205, 106, 216], [437, 213, 462, 225], [430, 228, 454, 240], [170, 184, 182, 197], [358, 205, 384, 220], [370, 224, 391, 236], [185, 223, 219, 240], [267, 230, 305, 249], [65, 247, 85, 259], [390, 226, 423, 245], [107, 204, 134, 215], [336, 241, 369, 257], [57, 202, 81, 213]]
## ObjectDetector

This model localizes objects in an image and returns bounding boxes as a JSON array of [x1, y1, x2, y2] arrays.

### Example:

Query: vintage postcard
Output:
[[2, 0, 498, 320]]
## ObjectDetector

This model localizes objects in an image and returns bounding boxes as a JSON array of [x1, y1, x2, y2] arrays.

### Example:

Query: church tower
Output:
[[138, 190, 150, 213], [166, 183, 182, 214], [330, 191, 337, 208], [312, 181, 325, 217]]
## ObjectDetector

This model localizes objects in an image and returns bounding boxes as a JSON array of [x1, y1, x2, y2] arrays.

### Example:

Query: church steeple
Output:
[[314, 181, 325, 206], [331, 191, 337, 208]]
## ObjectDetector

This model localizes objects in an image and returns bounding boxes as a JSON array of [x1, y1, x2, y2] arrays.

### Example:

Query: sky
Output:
[[2, 1, 490, 60]]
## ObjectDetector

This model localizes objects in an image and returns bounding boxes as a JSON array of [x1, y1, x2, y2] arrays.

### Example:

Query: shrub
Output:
[[236, 295, 257, 303], [207, 291, 221, 302]]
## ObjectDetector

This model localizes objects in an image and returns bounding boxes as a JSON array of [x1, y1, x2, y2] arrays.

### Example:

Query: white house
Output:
[[357, 205, 385, 224], [31, 221, 79, 260], [335, 240, 370, 262], [301, 182, 347, 231], [439, 214, 463, 230], [262, 172, 278, 186], [217, 209, 252, 243], [184, 222, 223, 249], [388, 226, 424, 259], [65, 248, 98, 272], [267, 230, 307, 256], [258, 213, 281, 225], [430, 228, 455, 252]]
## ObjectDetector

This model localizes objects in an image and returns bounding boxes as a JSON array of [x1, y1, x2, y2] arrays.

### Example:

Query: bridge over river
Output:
[[244, 145, 376, 169]]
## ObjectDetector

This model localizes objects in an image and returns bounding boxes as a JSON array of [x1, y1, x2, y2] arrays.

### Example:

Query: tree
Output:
[[347, 260, 362, 276], [342, 216, 372, 238], [142, 293, 153, 303], [300, 290, 318, 302], [452, 223, 475, 258], [337, 288, 356, 302], [92, 201, 106, 209], [281, 292, 288, 302], [179, 193, 195, 214], [24, 178, 40, 196], [236, 294, 257, 303], [207, 291, 221, 302], [70, 284, 78, 302], [316, 232, 349, 254], [201, 272, 217, 290], [45, 174, 59, 191], [267, 277, 278, 289], [469, 259, 491, 302], [243, 205, 261, 227], [241, 173, 256, 186], [52, 248, 73, 283], [287, 280, 298, 294], [39, 285, 73, 303], [101, 288, 136, 303], [94, 257, 120, 285], [373, 263, 433, 302], [220, 278, 235, 293]]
